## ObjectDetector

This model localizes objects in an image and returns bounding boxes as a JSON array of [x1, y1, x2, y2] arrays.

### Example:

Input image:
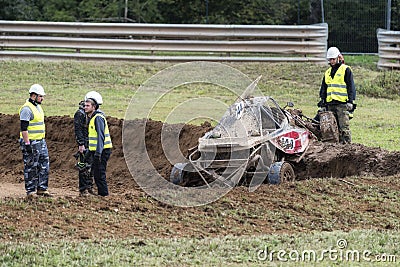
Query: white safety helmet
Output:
[[326, 47, 341, 59], [85, 91, 103, 105], [29, 84, 46, 96]]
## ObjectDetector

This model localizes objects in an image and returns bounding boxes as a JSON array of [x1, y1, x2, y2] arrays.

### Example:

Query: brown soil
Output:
[[1, 113, 400, 241]]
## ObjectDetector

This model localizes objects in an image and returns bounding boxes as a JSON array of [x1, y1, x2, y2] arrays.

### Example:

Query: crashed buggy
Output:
[[170, 77, 338, 188]]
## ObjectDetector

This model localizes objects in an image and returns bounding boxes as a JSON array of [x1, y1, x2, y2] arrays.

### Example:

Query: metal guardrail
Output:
[[0, 21, 328, 62], [377, 28, 400, 69]]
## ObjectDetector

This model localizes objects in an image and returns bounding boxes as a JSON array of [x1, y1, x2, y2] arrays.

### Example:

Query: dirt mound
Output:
[[1, 113, 400, 194], [0, 113, 212, 194], [297, 142, 400, 178]]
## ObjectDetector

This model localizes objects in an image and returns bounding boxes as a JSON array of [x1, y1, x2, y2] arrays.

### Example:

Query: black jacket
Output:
[[74, 101, 88, 147]]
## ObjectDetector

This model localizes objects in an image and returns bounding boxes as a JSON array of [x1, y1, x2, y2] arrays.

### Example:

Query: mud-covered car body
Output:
[[170, 94, 314, 188]]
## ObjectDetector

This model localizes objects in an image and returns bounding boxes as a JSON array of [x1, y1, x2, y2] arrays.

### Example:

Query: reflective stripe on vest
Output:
[[325, 64, 349, 103], [88, 113, 112, 151], [19, 101, 45, 140]]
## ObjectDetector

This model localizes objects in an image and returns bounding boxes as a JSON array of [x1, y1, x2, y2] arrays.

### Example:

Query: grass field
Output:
[[1, 57, 400, 266], [1, 230, 399, 266]]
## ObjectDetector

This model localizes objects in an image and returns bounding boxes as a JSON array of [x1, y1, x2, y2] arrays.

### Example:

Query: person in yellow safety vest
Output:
[[19, 84, 52, 198], [318, 47, 357, 144], [84, 91, 112, 197]]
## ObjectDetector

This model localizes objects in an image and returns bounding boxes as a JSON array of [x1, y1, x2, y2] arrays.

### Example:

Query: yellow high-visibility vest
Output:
[[19, 101, 45, 140], [88, 113, 112, 151], [325, 64, 349, 103]]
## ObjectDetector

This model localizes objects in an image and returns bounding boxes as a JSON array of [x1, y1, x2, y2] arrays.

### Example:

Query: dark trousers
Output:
[[327, 103, 351, 143], [20, 139, 49, 194], [91, 149, 111, 196], [78, 150, 94, 192]]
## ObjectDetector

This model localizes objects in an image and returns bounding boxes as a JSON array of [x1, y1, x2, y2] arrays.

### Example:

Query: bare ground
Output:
[[1, 113, 399, 241]]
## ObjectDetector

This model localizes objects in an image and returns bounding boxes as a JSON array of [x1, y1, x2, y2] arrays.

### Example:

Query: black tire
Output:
[[319, 111, 339, 143], [268, 162, 295, 184], [279, 162, 296, 183], [170, 163, 188, 185]]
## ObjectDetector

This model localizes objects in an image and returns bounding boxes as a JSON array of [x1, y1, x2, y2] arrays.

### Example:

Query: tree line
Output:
[[0, 0, 322, 24], [0, 0, 398, 53]]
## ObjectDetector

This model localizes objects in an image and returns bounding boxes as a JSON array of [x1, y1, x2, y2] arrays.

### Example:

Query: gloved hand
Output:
[[317, 100, 326, 108], [94, 153, 101, 164], [25, 144, 33, 154], [346, 102, 353, 111]]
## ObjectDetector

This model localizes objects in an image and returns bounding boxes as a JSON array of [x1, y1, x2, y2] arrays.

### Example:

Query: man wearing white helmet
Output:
[[74, 98, 94, 197], [318, 47, 356, 144], [19, 84, 52, 198], [84, 91, 112, 197]]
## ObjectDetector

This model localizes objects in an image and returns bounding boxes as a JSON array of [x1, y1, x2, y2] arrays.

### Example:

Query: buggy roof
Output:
[[208, 96, 288, 139]]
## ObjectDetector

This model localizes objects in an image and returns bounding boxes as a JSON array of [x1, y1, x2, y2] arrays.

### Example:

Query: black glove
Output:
[[317, 100, 326, 108], [25, 144, 33, 154]]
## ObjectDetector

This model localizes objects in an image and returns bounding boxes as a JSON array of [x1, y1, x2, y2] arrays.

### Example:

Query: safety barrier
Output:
[[0, 20, 328, 62], [377, 28, 400, 70]]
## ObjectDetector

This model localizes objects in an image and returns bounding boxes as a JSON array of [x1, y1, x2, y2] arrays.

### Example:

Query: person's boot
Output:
[[87, 188, 96, 195], [79, 189, 89, 197], [37, 189, 53, 197]]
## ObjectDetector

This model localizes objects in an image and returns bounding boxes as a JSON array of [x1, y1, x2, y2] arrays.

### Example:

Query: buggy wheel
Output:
[[268, 162, 296, 184], [170, 163, 188, 185], [279, 162, 295, 183], [319, 111, 339, 143]]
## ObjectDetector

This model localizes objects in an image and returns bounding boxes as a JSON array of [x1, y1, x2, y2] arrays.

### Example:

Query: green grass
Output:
[[344, 54, 380, 70], [0, 60, 169, 118], [0, 230, 398, 266]]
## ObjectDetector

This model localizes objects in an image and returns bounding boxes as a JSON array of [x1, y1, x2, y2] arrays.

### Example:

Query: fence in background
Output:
[[0, 21, 328, 62], [377, 28, 400, 69], [324, 0, 387, 53]]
